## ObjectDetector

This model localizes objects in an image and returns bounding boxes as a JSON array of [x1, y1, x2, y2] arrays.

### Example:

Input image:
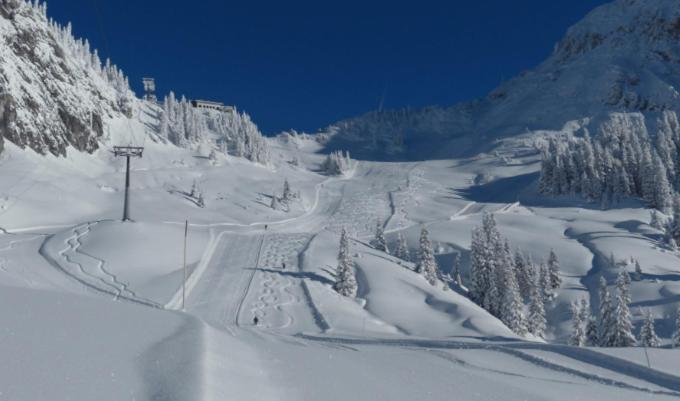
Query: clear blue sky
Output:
[[48, 1, 609, 134]]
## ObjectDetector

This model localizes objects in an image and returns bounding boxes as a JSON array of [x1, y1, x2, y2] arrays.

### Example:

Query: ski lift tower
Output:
[[142, 78, 157, 103], [113, 146, 144, 222]]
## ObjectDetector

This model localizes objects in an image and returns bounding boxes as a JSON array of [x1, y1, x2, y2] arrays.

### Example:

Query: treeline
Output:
[[539, 111, 680, 211], [158, 93, 270, 164], [334, 213, 562, 339], [469, 213, 560, 337]]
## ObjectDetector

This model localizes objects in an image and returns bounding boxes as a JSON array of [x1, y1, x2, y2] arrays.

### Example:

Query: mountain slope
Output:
[[0, 1, 133, 156], [318, 0, 680, 160]]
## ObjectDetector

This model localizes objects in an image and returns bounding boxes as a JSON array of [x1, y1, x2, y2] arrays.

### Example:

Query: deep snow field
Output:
[[1, 102, 680, 400]]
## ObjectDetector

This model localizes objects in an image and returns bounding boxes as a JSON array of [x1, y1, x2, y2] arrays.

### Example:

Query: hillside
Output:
[[318, 0, 680, 160], [1, 0, 680, 400]]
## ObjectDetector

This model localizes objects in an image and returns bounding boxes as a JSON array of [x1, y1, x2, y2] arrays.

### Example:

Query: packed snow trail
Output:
[[183, 233, 264, 329]]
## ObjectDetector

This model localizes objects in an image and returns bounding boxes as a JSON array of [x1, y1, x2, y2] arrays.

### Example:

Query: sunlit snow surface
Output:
[[0, 101, 679, 400]]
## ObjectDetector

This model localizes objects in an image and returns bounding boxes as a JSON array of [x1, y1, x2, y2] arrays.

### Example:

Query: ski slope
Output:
[[1, 132, 679, 400]]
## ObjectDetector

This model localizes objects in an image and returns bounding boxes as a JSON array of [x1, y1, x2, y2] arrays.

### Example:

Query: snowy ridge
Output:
[[317, 0, 680, 160]]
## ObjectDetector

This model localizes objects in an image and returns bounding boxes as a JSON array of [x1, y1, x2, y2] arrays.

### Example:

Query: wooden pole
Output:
[[182, 220, 188, 311]]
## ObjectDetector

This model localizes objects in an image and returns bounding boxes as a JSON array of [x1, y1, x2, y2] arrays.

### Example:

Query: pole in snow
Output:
[[182, 220, 188, 311], [113, 146, 144, 222]]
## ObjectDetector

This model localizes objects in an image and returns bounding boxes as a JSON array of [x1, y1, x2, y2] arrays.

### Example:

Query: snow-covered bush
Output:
[[322, 150, 353, 175]]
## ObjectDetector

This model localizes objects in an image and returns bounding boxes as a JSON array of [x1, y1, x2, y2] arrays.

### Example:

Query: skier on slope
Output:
[[253, 316, 259, 325]]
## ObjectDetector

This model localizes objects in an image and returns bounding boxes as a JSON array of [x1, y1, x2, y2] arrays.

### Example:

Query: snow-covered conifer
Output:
[[282, 178, 293, 203], [416, 227, 439, 286], [334, 228, 358, 297], [673, 308, 680, 348], [372, 220, 389, 253], [539, 261, 554, 305], [650, 209, 664, 230], [452, 253, 463, 287], [586, 316, 599, 346], [395, 232, 410, 262], [547, 249, 562, 290], [639, 309, 660, 348], [527, 277, 547, 338], [500, 262, 527, 336], [611, 269, 636, 347], [598, 277, 614, 347], [570, 300, 586, 347], [633, 259, 642, 281]]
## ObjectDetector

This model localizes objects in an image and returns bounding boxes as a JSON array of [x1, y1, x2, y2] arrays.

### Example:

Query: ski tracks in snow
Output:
[[39, 222, 161, 308], [249, 234, 313, 331]]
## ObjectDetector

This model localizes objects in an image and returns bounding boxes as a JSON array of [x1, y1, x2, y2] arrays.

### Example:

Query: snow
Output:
[[2, 0, 680, 399]]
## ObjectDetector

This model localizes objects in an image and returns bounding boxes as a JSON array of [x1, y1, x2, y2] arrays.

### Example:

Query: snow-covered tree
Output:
[[514, 250, 533, 298], [470, 213, 502, 307], [639, 309, 660, 348], [322, 151, 353, 175], [416, 227, 439, 286], [673, 308, 680, 348], [547, 249, 562, 290], [499, 248, 526, 335], [611, 269, 636, 347], [189, 180, 205, 207], [633, 259, 643, 281], [539, 261, 554, 305], [586, 316, 599, 346], [650, 209, 664, 230], [159, 93, 270, 164], [371, 220, 389, 253], [598, 277, 615, 346], [334, 228, 358, 297], [570, 300, 587, 347], [538, 112, 680, 211], [527, 276, 547, 338], [282, 178, 293, 204], [395, 232, 410, 262], [452, 253, 463, 287]]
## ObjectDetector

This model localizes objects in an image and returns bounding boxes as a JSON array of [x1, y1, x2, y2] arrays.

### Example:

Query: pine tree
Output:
[[500, 259, 527, 336], [395, 232, 410, 262], [514, 250, 531, 298], [334, 228, 358, 297], [650, 209, 664, 230], [547, 249, 562, 290], [282, 178, 293, 203], [527, 276, 546, 338], [586, 316, 599, 346], [651, 153, 673, 212], [470, 213, 502, 308], [452, 253, 463, 287], [633, 259, 642, 281], [372, 220, 389, 253], [416, 227, 439, 286], [673, 308, 680, 348], [570, 300, 586, 347], [611, 269, 636, 347], [539, 261, 554, 305], [598, 277, 614, 346], [639, 309, 660, 347]]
